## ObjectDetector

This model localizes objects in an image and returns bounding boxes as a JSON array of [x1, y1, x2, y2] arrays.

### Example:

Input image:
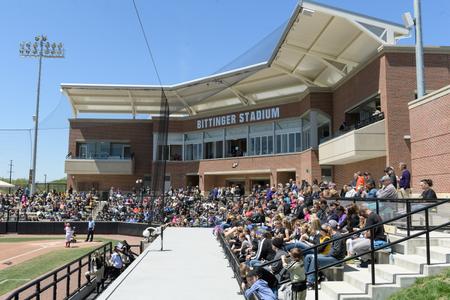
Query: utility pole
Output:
[[8, 160, 13, 194], [20, 35, 64, 196], [414, 0, 426, 98], [44, 174, 47, 192]]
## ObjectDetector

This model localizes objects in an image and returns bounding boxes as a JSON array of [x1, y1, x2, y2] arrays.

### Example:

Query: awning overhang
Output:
[[61, 1, 409, 118]]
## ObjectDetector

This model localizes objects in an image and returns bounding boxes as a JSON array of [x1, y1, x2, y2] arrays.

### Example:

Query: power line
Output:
[[132, 0, 164, 86]]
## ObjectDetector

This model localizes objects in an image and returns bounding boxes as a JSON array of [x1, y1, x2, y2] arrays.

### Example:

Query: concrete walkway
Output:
[[97, 227, 242, 300]]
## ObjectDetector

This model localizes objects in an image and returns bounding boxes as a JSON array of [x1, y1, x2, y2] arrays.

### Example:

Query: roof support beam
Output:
[[128, 91, 136, 119], [350, 20, 386, 45], [283, 43, 359, 68], [227, 86, 256, 106], [171, 91, 197, 116], [272, 64, 325, 87], [289, 45, 346, 76]]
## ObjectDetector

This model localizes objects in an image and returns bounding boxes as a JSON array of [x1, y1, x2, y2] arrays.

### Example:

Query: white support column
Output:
[[309, 110, 319, 149]]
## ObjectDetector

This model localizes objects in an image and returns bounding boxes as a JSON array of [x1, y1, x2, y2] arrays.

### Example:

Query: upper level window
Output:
[[76, 141, 131, 159]]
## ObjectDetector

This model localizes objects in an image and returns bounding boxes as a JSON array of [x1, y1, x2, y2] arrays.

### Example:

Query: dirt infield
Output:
[[0, 234, 143, 299], [0, 234, 142, 271], [0, 240, 101, 271]]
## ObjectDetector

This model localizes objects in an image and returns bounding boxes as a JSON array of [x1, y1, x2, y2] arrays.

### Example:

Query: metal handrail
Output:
[[6, 242, 113, 300], [221, 198, 449, 300]]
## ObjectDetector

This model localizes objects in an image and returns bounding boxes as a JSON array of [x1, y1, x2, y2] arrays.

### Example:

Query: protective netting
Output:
[[150, 89, 170, 223]]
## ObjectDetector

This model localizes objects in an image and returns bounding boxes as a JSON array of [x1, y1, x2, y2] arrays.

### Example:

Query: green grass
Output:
[[0, 238, 120, 296], [0, 237, 62, 243], [389, 268, 450, 300]]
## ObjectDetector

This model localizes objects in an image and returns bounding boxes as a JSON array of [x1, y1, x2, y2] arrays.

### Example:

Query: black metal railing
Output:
[[217, 233, 245, 294], [220, 198, 449, 300], [6, 242, 113, 300], [321, 112, 385, 143], [337, 197, 449, 237]]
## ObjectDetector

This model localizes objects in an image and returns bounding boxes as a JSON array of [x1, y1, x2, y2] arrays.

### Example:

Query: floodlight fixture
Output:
[[402, 12, 414, 29], [19, 35, 64, 196]]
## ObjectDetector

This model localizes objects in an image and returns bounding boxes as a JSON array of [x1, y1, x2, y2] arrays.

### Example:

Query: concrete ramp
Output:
[[98, 227, 242, 300]]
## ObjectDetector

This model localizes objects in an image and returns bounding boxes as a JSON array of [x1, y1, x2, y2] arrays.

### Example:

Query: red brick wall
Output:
[[67, 120, 153, 191], [382, 52, 450, 170], [409, 87, 450, 193], [333, 157, 386, 189], [332, 58, 381, 132]]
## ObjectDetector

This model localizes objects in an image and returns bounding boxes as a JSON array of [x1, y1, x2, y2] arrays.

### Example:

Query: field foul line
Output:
[[0, 245, 49, 264], [0, 279, 30, 285]]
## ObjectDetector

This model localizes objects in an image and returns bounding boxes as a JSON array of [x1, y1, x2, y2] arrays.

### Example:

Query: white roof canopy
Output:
[[0, 180, 15, 189], [61, 1, 409, 117]]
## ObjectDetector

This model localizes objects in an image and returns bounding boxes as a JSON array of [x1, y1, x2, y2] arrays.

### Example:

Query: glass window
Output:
[[288, 133, 295, 152], [302, 131, 310, 150], [204, 142, 214, 159], [282, 134, 288, 153], [215, 141, 223, 158], [295, 133, 301, 152], [111, 143, 124, 158], [249, 138, 255, 156], [170, 145, 182, 161], [184, 144, 193, 160], [255, 137, 261, 155], [276, 119, 301, 131], [276, 135, 282, 154], [268, 136, 273, 154], [96, 142, 110, 158], [261, 136, 268, 155], [250, 123, 273, 134], [226, 139, 246, 157]]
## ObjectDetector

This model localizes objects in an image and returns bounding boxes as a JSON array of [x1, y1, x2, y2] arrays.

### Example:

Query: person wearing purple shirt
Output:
[[399, 163, 411, 198]]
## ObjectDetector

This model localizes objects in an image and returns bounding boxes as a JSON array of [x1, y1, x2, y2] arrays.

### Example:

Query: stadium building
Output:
[[62, 1, 450, 195]]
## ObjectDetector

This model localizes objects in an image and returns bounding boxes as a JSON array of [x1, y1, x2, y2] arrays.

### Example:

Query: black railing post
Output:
[[375, 199, 380, 215], [53, 272, 57, 299], [78, 259, 82, 288], [406, 202, 411, 237], [314, 247, 319, 300], [36, 282, 40, 300], [425, 208, 431, 265], [370, 228, 376, 286], [66, 265, 70, 297]]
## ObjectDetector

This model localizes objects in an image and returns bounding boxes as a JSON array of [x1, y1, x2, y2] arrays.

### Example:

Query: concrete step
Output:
[[368, 264, 416, 283], [438, 238, 450, 248], [392, 254, 440, 272], [415, 246, 450, 262], [423, 262, 450, 276], [343, 269, 390, 292], [305, 289, 334, 300], [320, 281, 366, 299]]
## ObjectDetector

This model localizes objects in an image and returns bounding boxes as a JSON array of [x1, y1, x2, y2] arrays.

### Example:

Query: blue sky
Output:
[[0, 0, 449, 182]]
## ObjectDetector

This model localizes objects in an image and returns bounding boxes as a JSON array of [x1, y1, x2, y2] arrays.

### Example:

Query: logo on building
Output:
[[196, 107, 280, 129]]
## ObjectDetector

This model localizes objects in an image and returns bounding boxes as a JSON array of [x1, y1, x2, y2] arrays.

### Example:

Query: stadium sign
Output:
[[196, 106, 280, 129]]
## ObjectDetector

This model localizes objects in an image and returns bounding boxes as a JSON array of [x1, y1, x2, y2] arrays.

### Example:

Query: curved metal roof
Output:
[[61, 0, 409, 117]]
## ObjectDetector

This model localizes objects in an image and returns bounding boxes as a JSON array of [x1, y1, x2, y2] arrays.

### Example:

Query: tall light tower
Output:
[[20, 35, 64, 196]]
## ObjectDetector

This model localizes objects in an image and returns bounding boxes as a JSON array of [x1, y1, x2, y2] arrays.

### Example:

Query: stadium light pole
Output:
[[20, 35, 64, 196], [414, 0, 425, 98]]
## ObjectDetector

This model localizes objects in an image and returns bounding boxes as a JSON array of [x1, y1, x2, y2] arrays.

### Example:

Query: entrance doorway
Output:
[[225, 180, 245, 196], [250, 178, 270, 191], [186, 175, 199, 187]]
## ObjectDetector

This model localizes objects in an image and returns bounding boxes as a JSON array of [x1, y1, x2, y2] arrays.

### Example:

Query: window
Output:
[[170, 145, 182, 161], [76, 141, 130, 159], [288, 133, 295, 153], [295, 132, 301, 152], [215, 141, 223, 158], [268, 136, 273, 154], [261, 136, 268, 155]]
